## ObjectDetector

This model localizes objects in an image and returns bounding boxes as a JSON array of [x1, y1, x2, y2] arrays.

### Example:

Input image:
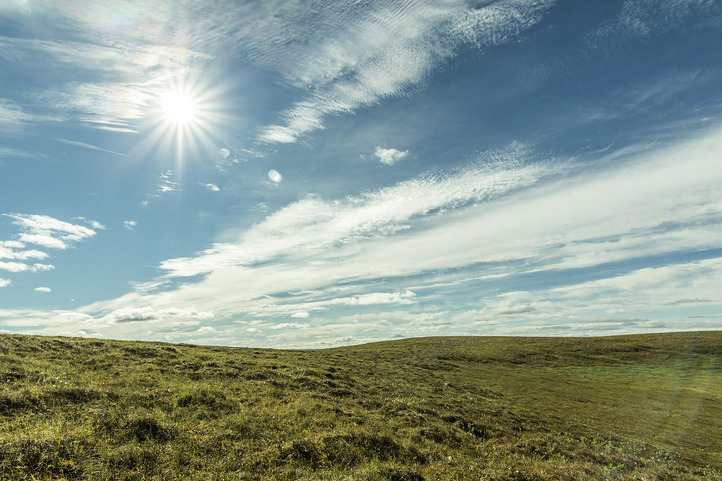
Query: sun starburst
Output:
[[134, 71, 230, 175]]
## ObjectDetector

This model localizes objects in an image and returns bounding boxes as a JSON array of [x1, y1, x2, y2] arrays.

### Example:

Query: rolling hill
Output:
[[1, 331, 720, 480]]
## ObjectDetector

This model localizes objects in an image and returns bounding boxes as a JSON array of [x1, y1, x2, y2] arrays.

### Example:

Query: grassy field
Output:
[[0, 331, 720, 480]]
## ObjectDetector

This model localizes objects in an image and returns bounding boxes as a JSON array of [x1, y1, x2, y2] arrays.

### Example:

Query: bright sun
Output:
[[160, 90, 196, 124], [141, 74, 225, 165]]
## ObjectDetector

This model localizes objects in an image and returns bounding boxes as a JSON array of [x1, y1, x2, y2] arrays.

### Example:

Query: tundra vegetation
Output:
[[0, 331, 720, 480]]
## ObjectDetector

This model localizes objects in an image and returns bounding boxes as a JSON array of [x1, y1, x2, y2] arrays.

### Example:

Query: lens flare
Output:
[[268, 169, 282, 183]]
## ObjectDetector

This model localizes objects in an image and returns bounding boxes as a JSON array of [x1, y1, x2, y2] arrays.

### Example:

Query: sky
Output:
[[1, 0, 721, 348]]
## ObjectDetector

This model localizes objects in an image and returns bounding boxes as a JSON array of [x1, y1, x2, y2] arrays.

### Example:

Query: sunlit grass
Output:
[[0, 332, 720, 480]]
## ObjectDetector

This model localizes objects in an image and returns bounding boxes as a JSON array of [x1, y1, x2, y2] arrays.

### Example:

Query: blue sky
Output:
[[1, 0, 721, 348]]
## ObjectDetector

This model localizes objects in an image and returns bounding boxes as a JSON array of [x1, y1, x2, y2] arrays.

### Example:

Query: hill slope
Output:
[[1, 331, 720, 480]]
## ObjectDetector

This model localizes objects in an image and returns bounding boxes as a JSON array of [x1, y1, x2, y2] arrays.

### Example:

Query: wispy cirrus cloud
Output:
[[1, 16, 210, 130], [232, 289, 418, 321], [587, 0, 717, 46], [159, 143, 547, 277], [0, 147, 36, 159], [0, 35, 205, 79], [0, 98, 57, 133], [4, 0, 554, 142], [51, 137, 127, 157], [256, 0, 555, 143], [457, 256, 722, 338]]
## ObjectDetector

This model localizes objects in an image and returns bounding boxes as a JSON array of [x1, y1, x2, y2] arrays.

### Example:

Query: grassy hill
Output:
[[1, 331, 720, 480]]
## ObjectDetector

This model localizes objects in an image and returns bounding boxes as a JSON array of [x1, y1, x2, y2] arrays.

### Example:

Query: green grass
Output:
[[0, 331, 720, 480]]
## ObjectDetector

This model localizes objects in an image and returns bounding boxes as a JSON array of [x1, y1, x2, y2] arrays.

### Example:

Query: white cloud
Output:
[[77, 217, 105, 231], [0, 240, 24, 250], [587, 0, 715, 47], [40, 82, 154, 123], [215, 147, 263, 171], [51, 137, 126, 157], [5, 0, 554, 145], [157, 307, 214, 320], [551, 258, 722, 305], [456, 256, 722, 338], [233, 289, 417, 321], [0, 278, 10, 288], [160, 143, 545, 277], [0, 31, 210, 126], [204, 183, 220, 192], [341, 290, 416, 306], [68, 330, 103, 338], [196, 326, 215, 333], [256, 0, 555, 143], [35, 287, 52, 293], [124, 220, 137, 231], [4, 213, 102, 248], [374, 147, 408, 166], [0, 214, 101, 280], [2, 0, 554, 145], [104, 306, 159, 324], [271, 322, 310, 330], [0, 262, 54, 273], [157, 170, 180, 194], [0, 98, 51, 132], [0, 241, 48, 261], [101, 306, 214, 325], [0, 147, 33, 158], [17, 234, 67, 250]]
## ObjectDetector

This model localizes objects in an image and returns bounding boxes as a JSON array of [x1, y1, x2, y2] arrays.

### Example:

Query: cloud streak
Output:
[[159, 143, 547, 277], [51, 137, 127, 157], [256, 0, 555, 143], [0, 98, 56, 133]]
